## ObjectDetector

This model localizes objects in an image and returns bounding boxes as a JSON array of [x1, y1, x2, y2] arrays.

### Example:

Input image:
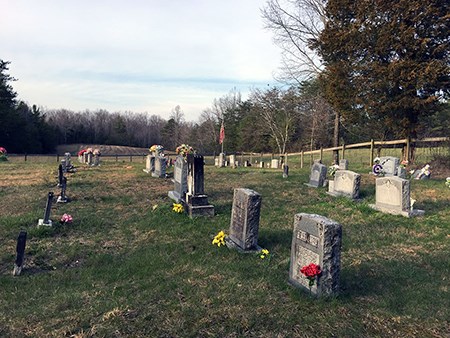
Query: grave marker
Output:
[[168, 156, 188, 203], [271, 159, 279, 169], [12, 231, 27, 276], [305, 162, 327, 188], [326, 170, 361, 199], [379, 156, 400, 176], [57, 176, 69, 203], [283, 165, 289, 178], [226, 188, 262, 251], [339, 159, 348, 170], [185, 154, 214, 217], [152, 156, 166, 178], [38, 192, 54, 227], [289, 213, 342, 297]]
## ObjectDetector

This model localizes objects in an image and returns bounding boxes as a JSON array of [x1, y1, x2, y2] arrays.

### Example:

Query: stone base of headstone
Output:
[[143, 169, 151, 173], [368, 204, 425, 218], [185, 195, 214, 217], [12, 264, 23, 276], [152, 172, 164, 178], [37, 219, 53, 227], [56, 196, 69, 203], [168, 191, 183, 203], [224, 237, 262, 253]]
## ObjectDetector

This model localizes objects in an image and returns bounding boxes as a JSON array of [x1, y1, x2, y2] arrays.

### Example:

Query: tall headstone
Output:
[[218, 153, 225, 168], [60, 159, 67, 173], [152, 156, 167, 178], [168, 156, 188, 203], [326, 170, 361, 199], [379, 156, 400, 176], [397, 166, 407, 179], [93, 154, 100, 166], [283, 165, 289, 178], [229, 155, 236, 168], [226, 188, 262, 252], [57, 176, 69, 203], [369, 177, 424, 217], [244, 160, 251, 167], [289, 213, 342, 297], [185, 154, 214, 217], [38, 192, 54, 227], [271, 159, 279, 169], [143, 154, 155, 173], [259, 161, 265, 168], [339, 159, 348, 170], [57, 164, 64, 187], [12, 231, 27, 276], [305, 162, 327, 188]]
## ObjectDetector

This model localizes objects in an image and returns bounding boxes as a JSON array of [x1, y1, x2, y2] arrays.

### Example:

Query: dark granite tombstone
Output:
[[185, 154, 214, 217], [12, 231, 27, 276]]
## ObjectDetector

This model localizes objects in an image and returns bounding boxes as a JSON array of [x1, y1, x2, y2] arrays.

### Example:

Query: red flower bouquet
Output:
[[300, 263, 322, 288]]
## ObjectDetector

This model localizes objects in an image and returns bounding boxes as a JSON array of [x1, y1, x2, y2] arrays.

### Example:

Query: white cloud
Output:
[[1, 0, 280, 120]]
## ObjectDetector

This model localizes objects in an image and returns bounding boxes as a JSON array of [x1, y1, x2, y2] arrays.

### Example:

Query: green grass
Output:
[[0, 161, 449, 337]]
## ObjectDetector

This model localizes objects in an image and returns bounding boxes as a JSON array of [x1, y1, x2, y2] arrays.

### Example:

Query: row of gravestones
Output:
[[306, 158, 424, 218], [13, 154, 77, 276], [143, 153, 168, 178], [78, 152, 101, 166], [216, 153, 283, 169], [166, 154, 339, 296]]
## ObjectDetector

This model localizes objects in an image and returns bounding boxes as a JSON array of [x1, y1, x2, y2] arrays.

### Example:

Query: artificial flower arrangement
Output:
[[77, 149, 87, 156], [172, 203, 184, 213], [149, 145, 164, 155], [93, 148, 101, 155], [400, 160, 408, 168], [60, 213, 73, 224], [176, 144, 194, 158], [0, 147, 8, 161], [372, 157, 385, 176], [327, 164, 340, 178], [212, 230, 226, 247], [259, 248, 270, 259], [300, 263, 322, 289], [415, 164, 431, 180], [86, 148, 93, 154]]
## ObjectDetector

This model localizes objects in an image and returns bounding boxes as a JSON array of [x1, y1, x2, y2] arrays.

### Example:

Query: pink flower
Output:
[[61, 214, 73, 223]]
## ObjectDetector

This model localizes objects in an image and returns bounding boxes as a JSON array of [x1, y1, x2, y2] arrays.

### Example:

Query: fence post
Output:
[[56, 154, 59, 162], [250, 153, 253, 164], [301, 151, 304, 168], [370, 139, 374, 165], [115, 154, 118, 162], [24, 153, 27, 162], [320, 147, 323, 162], [342, 143, 346, 160], [130, 155, 132, 162]]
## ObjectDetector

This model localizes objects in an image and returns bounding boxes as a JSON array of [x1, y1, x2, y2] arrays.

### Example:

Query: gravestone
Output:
[[305, 162, 327, 188], [326, 170, 361, 199], [185, 154, 215, 217], [143, 155, 155, 173], [152, 156, 166, 178], [369, 177, 425, 217], [93, 154, 100, 166], [57, 176, 69, 203], [339, 159, 348, 170], [86, 153, 93, 165], [229, 155, 236, 168], [38, 192, 54, 227], [12, 231, 27, 276], [58, 164, 64, 187], [218, 153, 225, 168], [271, 159, 279, 169], [259, 161, 265, 168], [283, 165, 289, 178], [244, 160, 250, 167], [168, 156, 188, 203], [397, 166, 407, 179], [226, 188, 262, 252], [289, 213, 342, 297], [214, 158, 219, 166], [379, 156, 400, 176], [61, 159, 67, 173]]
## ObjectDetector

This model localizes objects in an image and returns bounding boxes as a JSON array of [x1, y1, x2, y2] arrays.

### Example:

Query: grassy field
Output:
[[0, 159, 449, 337]]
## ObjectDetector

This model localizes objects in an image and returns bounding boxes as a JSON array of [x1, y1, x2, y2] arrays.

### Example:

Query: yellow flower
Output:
[[172, 203, 184, 213], [260, 255, 265, 259], [261, 249, 269, 255], [152, 204, 158, 211], [212, 231, 226, 247]]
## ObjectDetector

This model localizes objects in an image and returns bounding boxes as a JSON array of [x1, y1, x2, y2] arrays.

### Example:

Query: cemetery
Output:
[[0, 153, 449, 337]]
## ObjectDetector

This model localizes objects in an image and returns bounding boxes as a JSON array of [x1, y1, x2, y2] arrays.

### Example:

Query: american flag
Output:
[[219, 122, 225, 144]]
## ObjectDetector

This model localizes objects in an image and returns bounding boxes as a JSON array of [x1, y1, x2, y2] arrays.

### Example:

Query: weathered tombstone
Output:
[[38, 192, 54, 227], [83, 152, 89, 164], [369, 177, 425, 217], [218, 153, 225, 168], [235, 160, 240, 167], [143, 155, 155, 173], [283, 165, 289, 178], [226, 188, 262, 252], [289, 213, 342, 297], [12, 231, 27, 276], [229, 155, 236, 168], [93, 154, 100, 166], [152, 156, 167, 178], [65, 152, 72, 167], [259, 161, 265, 168], [339, 159, 348, 170], [168, 156, 188, 203], [58, 164, 64, 187], [271, 159, 279, 169], [379, 156, 400, 176], [185, 154, 215, 217], [57, 176, 69, 203], [214, 158, 219, 167], [326, 170, 361, 199], [87, 153, 93, 165], [305, 162, 327, 188], [224, 160, 229, 167], [61, 159, 67, 173], [397, 166, 407, 179], [244, 160, 250, 167]]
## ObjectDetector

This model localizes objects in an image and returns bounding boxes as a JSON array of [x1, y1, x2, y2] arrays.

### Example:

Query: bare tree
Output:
[[262, 0, 326, 84]]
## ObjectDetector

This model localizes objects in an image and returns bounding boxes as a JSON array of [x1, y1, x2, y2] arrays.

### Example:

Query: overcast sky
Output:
[[2, 0, 281, 121]]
